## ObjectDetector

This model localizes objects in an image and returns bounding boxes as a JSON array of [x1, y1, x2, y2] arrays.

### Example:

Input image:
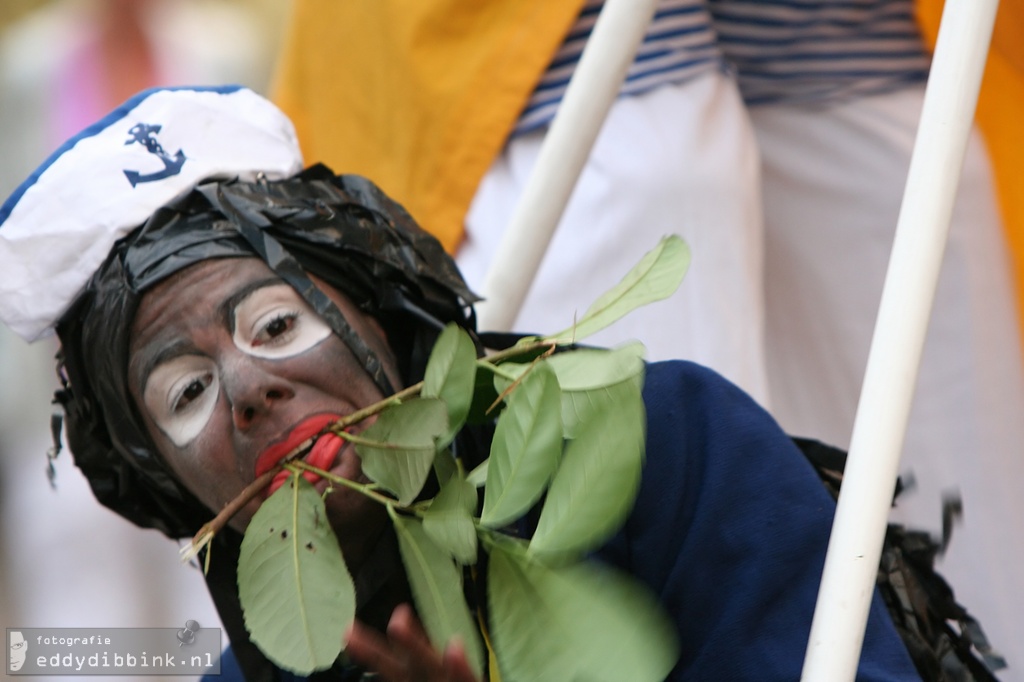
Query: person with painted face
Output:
[[0, 87, 963, 681]]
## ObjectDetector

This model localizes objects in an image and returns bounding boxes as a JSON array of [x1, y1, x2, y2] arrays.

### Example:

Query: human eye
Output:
[[143, 356, 219, 447], [172, 371, 215, 412], [234, 285, 331, 359], [252, 310, 300, 347]]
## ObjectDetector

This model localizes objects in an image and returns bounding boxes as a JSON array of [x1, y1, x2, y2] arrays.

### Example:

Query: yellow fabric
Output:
[[271, 0, 585, 253], [916, 0, 1024, 329]]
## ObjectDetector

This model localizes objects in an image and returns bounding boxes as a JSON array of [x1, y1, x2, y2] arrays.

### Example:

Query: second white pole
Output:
[[801, 0, 999, 679]]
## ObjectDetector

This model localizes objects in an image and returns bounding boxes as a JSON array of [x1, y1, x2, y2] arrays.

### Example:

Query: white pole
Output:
[[474, 0, 660, 332], [801, 1, 999, 679]]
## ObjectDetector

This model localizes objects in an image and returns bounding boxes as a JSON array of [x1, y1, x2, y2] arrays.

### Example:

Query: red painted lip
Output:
[[254, 413, 343, 478]]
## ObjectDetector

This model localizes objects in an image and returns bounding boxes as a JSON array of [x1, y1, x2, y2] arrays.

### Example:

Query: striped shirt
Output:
[[710, 0, 931, 105], [514, 0, 724, 133], [514, 0, 931, 132]]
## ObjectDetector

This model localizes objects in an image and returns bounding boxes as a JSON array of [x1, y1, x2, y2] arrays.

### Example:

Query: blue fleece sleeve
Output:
[[593, 361, 920, 681]]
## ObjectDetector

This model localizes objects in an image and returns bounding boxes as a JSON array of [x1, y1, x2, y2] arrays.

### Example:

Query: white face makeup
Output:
[[143, 355, 219, 447], [232, 284, 333, 359], [141, 282, 332, 447]]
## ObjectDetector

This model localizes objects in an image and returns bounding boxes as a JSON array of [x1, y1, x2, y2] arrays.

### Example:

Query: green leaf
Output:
[[465, 362, 502, 425], [545, 343, 645, 390], [393, 514, 485, 677], [529, 374, 645, 559], [422, 472, 479, 564], [485, 538, 570, 682], [237, 475, 354, 675], [422, 324, 478, 447], [487, 537, 678, 682], [491, 344, 644, 437], [545, 344, 645, 438], [357, 398, 448, 505], [490, 362, 525, 400], [544, 235, 690, 343], [433, 450, 457, 487], [481, 363, 563, 528], [465, 459, 488, 488]]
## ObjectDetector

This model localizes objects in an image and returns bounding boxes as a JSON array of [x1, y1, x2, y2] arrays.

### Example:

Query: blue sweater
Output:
[[592, 360, 918, 680]]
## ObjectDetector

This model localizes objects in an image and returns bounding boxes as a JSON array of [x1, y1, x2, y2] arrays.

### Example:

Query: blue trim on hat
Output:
[[0, 84, 245, 228]]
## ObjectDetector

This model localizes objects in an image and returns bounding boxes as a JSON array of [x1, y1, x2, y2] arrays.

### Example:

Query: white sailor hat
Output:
[[0, 85, 303, 341]]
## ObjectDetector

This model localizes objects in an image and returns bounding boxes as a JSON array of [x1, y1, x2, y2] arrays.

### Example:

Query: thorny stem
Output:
[[180, 338, 559, 561]]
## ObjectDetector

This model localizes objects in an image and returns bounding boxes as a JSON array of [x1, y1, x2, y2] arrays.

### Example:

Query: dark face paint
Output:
[[127, 257, 399, 564]]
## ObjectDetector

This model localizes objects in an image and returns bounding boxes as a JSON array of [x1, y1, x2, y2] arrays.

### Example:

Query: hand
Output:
[[345, 604, 481, 682]]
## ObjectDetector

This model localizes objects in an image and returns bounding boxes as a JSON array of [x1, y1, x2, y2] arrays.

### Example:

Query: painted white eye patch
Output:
[[232, 284, 332, 359], [142, 284, 332, 447], [143, 355, 220, 447]]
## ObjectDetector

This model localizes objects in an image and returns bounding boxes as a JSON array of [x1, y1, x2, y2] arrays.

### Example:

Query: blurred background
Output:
[[0, 1, 289, 680]]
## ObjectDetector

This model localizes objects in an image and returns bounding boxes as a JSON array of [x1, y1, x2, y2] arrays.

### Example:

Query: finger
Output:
[[386, 603, 428, 641], [441, 638, 481, 682], [345, 619, 418, 681], [388, 606, 481, 682], [386, 604, 445, 668], [347, 608, 480, 682]]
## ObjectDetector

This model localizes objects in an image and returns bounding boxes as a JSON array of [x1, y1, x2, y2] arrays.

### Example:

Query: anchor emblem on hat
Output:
[[123, 123, 186, 187]]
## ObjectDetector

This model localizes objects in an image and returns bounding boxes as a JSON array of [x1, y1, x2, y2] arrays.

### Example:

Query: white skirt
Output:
[[460, 70, 772, 406]]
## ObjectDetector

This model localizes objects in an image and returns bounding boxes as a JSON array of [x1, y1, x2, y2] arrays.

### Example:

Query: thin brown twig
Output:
[[328, 383, 424, 435], [485, 342, 559, 414], [181, 466, 283, 563], [288, 459, 397, 507]]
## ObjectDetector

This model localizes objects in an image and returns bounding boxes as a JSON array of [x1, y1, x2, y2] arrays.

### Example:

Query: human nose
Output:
[[220, 355, 295, 430]]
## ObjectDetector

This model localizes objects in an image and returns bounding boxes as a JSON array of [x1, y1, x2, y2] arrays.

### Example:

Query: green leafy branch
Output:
[[190, 236, 691, 680]]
